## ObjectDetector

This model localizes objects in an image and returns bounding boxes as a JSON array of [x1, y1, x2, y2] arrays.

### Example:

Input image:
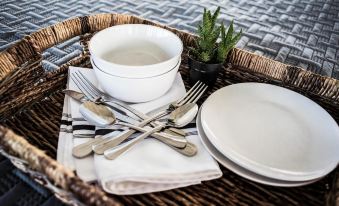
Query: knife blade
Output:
[[63, 89, 139, 125]]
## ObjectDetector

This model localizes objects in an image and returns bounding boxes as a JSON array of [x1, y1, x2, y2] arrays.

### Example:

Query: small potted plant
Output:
[[189, 7, 242, 87]]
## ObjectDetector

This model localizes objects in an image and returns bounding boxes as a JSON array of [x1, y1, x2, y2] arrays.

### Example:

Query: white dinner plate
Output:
[[201, 83, 339, 181], [197, 108, 319, 187]]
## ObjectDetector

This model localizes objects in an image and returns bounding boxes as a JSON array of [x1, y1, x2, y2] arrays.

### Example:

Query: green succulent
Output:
[[190, 7, 242, 64], [217, 21, 242, 63]]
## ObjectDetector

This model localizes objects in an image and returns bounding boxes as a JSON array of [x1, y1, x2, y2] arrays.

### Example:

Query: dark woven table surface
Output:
[[0, 154, 67, 206], [0, 0, 338, 205]]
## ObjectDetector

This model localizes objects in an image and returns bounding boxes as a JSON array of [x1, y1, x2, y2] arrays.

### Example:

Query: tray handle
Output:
[[0, 126, 122, 206]]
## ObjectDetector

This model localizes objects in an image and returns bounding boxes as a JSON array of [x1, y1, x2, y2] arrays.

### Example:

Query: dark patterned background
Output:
[[0, 0, 338, 205], [0, 0, 338, 78]]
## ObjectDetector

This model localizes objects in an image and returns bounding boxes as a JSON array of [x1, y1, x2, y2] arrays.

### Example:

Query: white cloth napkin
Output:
[[57, 66, 222, 194], [96, 128, 222, 194]]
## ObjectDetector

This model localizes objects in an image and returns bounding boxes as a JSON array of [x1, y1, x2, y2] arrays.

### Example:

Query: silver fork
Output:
[[70, 73, 188, 145], [75, 71, 158, 120], [93, 81, 208, 154], [74, 71, 186, 135]]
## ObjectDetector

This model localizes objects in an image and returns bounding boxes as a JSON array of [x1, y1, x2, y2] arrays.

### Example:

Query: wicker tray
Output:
[[0, 13, 338, 206]]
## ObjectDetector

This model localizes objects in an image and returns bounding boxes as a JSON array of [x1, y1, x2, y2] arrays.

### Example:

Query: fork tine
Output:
[[71, 74, 95, 101], [77, 71, 103, 96], [176, 81, 201, 104], [187, 84, 207, 103], [75, 72, 100, 98], [178, 83, 206, 106], [177, 82, 204, 106], [191, 85, 208, 103], [71, 74, 88, 96]]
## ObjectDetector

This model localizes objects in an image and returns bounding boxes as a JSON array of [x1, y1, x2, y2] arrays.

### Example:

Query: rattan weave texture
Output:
[[0, 0, 338, 78]]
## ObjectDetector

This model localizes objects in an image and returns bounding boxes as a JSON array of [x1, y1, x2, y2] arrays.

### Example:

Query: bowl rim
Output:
[[91, 57, 181, 79], [89, 24, 183, 69]]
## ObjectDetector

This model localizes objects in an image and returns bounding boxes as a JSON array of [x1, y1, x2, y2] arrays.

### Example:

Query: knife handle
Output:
[[104, 125, 163, 160], [92, 130, 135, 154], [72, 137, 104, 158], [92, 110, 167, 154], [72, 131, 121, 158]]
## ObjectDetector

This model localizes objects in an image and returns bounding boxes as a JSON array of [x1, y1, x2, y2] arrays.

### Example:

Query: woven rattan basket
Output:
[[0, 13, 338, 206]]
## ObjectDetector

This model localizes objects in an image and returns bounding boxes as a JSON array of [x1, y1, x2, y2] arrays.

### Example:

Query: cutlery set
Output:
[[68, 71, 207, 160]]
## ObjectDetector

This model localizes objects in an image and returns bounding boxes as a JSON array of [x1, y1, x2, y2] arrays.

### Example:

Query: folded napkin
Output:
[[57, 66, 222, 194]]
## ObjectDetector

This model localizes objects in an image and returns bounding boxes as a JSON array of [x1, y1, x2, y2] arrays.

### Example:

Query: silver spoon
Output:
[[104, 103, 199, 160], [73, 102, 187, 157]]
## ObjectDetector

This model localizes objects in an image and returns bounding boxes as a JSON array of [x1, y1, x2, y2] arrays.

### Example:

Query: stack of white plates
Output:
[[197, 83, 339, 186]]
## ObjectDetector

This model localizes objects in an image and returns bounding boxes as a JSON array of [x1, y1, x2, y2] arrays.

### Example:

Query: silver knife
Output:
[[64, 89, 139, 125]]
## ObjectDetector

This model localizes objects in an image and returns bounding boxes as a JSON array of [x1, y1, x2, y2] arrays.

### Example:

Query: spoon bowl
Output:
[[80, 101, 116, 127], [169, 103, 199, 127]]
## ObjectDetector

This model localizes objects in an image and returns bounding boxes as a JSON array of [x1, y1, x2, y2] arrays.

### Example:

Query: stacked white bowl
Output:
[[89, 24, 183, 103]]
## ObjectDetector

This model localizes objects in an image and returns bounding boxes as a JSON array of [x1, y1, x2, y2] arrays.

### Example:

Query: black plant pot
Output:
[[188, 55, 223, 88]]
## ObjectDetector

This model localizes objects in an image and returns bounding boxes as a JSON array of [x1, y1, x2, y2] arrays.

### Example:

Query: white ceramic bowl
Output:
[[89, 24, 183, 78], [91, 58, 180, 103]]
